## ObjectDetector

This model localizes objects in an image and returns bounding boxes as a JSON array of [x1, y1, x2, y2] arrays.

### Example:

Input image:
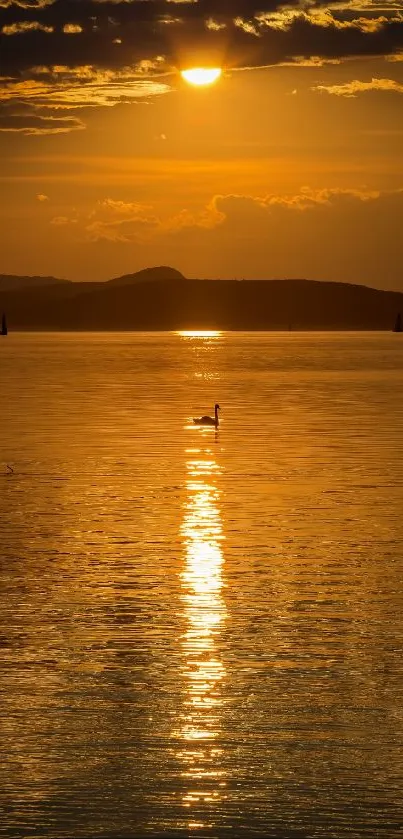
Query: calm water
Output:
[[1, 332, 402, 838]]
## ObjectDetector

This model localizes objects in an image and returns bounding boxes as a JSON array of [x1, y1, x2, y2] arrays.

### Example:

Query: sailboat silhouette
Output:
[[0, 313, 7, 336], [393, 312, 402, 333]]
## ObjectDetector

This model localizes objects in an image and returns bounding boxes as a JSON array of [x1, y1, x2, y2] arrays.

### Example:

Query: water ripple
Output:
[[0, 332, 402, 837]]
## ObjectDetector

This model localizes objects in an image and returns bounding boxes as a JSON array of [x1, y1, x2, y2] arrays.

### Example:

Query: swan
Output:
[[193, 404, 220, 427]]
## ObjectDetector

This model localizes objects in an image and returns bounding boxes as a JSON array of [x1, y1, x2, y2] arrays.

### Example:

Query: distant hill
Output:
[[106, 266, 186, 286], [0, 274, 70, 292], [0, 270, 402, 330]]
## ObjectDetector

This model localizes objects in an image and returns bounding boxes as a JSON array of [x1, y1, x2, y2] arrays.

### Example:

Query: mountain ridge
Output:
[[0, 265, 186, 291], [106, 266, 186, 286], [0, 274, 71, 292], [0, 270, 402, 330]]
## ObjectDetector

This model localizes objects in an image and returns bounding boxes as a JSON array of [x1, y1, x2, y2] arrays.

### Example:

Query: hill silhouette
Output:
[[106, 266, 186, 286], [0, 274, 70, 292], [0, 269, 402, 330]]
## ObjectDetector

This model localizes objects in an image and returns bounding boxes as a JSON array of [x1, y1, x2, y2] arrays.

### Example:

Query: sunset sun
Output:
[[181, 68, 222, 86]]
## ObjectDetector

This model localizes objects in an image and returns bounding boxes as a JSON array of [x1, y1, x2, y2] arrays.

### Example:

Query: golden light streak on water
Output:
[[177, 445, 227, 826]]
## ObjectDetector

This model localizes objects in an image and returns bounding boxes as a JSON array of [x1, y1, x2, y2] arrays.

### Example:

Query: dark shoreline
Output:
[[1, 275, 402, 331]]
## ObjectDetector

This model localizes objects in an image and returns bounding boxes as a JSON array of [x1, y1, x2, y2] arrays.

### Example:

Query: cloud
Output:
[[0, 0, 402, 78], [0, 64, 171, 131], [47, 185, 388, 243], [0, 2, 54, 7], [207, 186, 383, 220], [0, 109, 85, 133], [160, 201, 226, 234], [48, 194, 224, 243], [0, 67, 171, 109], [51, 197, 159, 242], [36, 192, 49, 200], [85, 216, 157, 243], [2, 20, 53, 34], [1, 1, 403, 135], [313, 76, 403, 95], [63, 23, 83, 34]]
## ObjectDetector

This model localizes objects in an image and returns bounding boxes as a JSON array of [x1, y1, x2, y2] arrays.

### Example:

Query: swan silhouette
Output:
[[193, 403, 220, 427]]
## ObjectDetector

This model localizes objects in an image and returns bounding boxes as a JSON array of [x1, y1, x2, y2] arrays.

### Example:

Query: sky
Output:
[[0, 0, 402, 289]]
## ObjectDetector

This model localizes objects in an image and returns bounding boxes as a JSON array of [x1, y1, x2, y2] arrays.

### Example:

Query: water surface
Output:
[[1, 332, 402, 838]]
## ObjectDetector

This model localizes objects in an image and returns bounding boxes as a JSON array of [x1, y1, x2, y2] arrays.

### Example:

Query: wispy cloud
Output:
[[313, 77, 403, 95], [50, 198, 159, 243], [0, 110, 85, 134], [48, 186, 390, 245], [0, 64, 171, 132]]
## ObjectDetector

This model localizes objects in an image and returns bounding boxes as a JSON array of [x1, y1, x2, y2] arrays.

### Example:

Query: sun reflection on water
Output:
[[177, 445, 227, 822], [176, 331, 222, 339]]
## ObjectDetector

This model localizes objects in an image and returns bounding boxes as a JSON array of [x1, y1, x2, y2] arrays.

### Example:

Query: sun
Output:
[[181, 68, 222, 87]]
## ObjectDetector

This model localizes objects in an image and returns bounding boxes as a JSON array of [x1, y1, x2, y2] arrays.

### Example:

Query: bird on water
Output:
[[193, 404, 220, 427]]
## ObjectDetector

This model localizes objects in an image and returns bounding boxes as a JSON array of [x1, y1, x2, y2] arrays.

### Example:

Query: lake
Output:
[[1, 332, 402, 838]]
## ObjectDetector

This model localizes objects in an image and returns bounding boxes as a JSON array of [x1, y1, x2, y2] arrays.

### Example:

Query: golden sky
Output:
[[0, 0, 402, 288]]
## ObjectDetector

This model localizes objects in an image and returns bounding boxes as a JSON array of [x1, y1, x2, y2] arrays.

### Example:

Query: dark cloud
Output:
[[1, 0, 403, 133], [0, 108, 84, 133], [1, 0, 402, 75]]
